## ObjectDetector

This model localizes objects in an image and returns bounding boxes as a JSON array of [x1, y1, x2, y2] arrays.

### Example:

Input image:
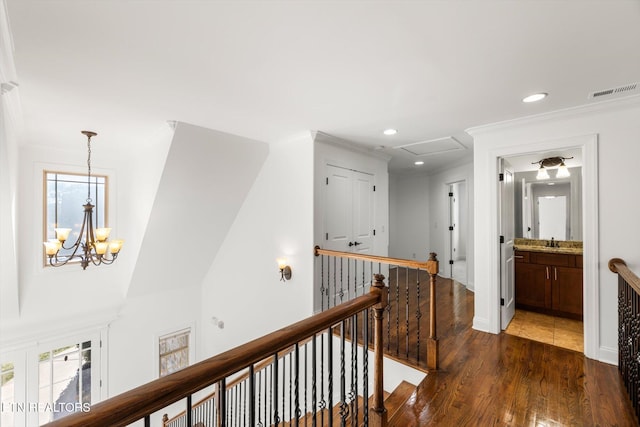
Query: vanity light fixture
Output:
[[277, 258, 292, 281], [533, 156, 573, 180], [522, 93, 548, 103]]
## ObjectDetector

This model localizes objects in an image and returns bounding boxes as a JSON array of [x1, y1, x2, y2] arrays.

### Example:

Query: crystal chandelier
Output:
[[43, 131, 124, 269]]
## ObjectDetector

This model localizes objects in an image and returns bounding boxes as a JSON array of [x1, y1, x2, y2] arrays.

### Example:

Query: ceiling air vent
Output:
[[588, 82, 638, 99]]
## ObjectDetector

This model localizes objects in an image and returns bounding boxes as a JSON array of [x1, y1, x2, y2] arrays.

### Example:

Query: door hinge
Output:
[[448, 225, 454, 231], [500, 298, 505, 306], [325, 233, 328, 241], [449, 259, 454, 265], [326, 177, 328, 185], [373, 229, 376, 236], [449, 192, 454, 197], [100, 379, 103, 387], [100, 340, 102, 348], [499, 173, 504, 182], [499, 235, 505, 244], [373, 185, 376, 192]]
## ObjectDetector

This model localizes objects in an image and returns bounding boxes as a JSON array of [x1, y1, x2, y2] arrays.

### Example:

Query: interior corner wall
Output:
[[388, 173, 430, 261], [471, 97, 640, 363], [199, 133, 315, 360]]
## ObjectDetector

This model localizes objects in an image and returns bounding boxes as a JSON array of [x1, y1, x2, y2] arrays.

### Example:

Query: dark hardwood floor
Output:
[[390, 277, 638, 426]]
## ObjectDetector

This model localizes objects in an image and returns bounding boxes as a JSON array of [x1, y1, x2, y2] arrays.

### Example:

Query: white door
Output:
[[324, 165, 375, 302], [500, 158, 516, 330], [324, 165, 374, 253]]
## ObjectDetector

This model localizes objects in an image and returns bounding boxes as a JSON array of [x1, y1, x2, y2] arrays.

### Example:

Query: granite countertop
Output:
[[513, 238, 583, 255]]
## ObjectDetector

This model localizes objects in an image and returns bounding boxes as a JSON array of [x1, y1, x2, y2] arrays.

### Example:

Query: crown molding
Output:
[[466, 94, 640, 136], [313, 131, 392, 162]]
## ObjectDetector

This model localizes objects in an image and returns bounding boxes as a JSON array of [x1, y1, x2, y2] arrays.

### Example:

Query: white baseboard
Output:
[[598, 345, 618, 366]]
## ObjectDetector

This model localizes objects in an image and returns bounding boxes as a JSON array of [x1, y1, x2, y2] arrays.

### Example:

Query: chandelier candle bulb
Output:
[[108, 240, 124, 254], [55, 228, 72, 242], [95, 242, 108, 255], [95, 227, 112, 242]]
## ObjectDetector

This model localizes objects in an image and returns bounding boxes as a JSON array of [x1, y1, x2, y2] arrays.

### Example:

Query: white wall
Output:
[[471, 96, 640, 364], [200, 132, 315, 358], [388, 173, 430, 261]]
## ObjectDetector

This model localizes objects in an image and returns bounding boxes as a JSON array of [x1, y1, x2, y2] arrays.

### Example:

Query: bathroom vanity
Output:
[[514, 239, 583, 320]]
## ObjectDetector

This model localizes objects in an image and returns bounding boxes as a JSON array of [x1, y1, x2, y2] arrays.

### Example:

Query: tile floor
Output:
[[504, 309, 584, 353]]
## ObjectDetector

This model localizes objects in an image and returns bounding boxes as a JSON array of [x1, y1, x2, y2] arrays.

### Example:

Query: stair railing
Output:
[[315, 246, 440, 370], [43, 276, 389, 427], [609, 257, 640, 421]]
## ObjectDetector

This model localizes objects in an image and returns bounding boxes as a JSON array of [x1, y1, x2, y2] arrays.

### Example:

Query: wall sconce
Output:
[[277, 258, 292, 281], [532, 156, 573, 180]]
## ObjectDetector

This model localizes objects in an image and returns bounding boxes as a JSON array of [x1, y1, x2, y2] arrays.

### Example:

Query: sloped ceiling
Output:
[[127, 122, 269, 296]]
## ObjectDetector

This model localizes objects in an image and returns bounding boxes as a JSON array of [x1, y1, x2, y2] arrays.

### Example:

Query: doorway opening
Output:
[[446, 180, 468, 286], [499, 147, 585, 353]]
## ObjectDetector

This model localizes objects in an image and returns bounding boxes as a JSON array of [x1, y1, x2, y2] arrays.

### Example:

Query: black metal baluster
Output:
[[312, 335, 317, 427], [416, 268, 422, 365], [257, 368, 263, 427], [347, 258, 351, 302], [304, 342, 308, 427], [320, 332, 326, 427], [249, 365, 255, 427], [321, 254, 326, 312], [339, 320, 348, 427], [332, 257, 338, 307], [144, 415, 150, 427], [289, 352, 293, 424], [283, 355, 287, 425], [363, 307, 369, 426], [406, 266, 410, 358], [396, 265, 400, 355], [273, 354, 280, 427], [294, 343, 300, 426], [339, 257, 344, 303], [220, 379, 227, 427], [351, 313, 358, 425], [185, 395, 192, 427], [327, 326, 333, 427]]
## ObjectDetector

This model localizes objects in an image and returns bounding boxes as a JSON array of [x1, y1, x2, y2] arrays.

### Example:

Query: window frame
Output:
[[42, 170, 109, 267]]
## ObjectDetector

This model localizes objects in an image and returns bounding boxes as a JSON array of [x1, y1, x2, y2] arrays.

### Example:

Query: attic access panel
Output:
[[395, 136, 466, 157]]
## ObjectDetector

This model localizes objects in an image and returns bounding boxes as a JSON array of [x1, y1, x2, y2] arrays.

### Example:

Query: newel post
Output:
[[370, 273, 388, 427], [426, 252, 439, 371]]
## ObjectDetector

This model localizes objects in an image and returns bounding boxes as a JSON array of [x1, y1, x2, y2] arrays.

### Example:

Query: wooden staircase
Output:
[[283, 380, 417, 426]]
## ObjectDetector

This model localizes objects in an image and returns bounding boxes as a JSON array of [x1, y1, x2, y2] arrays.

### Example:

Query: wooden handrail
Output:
[[315, 246, 439, 274], [45, 291, 383, 427], [609, 258, 640, 294]]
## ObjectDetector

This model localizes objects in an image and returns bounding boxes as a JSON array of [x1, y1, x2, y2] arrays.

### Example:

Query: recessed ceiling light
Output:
[[522, 93, 548, 103], [383, 128, 397, 136], [414, 161, 424, 165]]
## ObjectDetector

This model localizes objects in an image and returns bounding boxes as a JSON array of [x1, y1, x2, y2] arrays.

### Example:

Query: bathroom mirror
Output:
[[514, 167, 582, 241]]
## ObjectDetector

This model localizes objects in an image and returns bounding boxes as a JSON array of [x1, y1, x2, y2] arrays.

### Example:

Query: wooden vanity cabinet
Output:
[[514, 250, 583, 319]]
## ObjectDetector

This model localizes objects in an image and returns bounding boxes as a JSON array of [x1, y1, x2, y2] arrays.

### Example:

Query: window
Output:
[[159, 329, 190, 377], [38, 341, 92, 425], [44, 171, 107, 264]]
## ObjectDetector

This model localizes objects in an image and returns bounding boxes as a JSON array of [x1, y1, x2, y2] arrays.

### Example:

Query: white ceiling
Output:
[[5, 0, 640, 174]]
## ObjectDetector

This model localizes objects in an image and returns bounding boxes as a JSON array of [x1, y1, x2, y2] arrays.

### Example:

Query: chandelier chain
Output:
[[87, 134, 92, 203]]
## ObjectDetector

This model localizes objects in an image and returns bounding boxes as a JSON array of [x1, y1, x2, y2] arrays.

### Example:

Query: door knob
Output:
[[353, 241, 362, 246], [348, 242, 354, 247]]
